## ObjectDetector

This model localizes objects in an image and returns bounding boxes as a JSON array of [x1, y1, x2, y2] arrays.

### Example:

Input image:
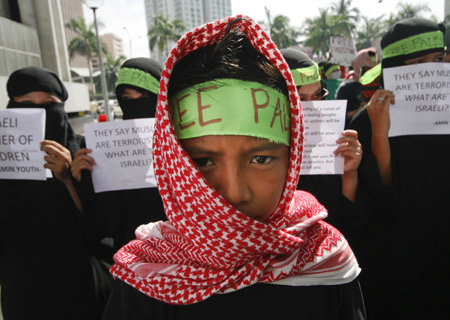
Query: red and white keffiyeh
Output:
[[110, 15, 360, 305]]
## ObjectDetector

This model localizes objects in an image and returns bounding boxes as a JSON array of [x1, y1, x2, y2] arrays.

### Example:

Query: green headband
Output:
[[116, 68, 160, 94], [324, 64, 340, 78], [170, 79, 291, 145], [359, 63, 382, 85], [291, 63, 321, 86], [382, 30, 444, 59]]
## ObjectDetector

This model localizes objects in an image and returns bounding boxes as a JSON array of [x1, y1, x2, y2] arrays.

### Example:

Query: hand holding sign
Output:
[[41, 140, 73, 183], [366, 89, 396, 137], [71, 148, 96, 183], [334, 130, 362, 175]]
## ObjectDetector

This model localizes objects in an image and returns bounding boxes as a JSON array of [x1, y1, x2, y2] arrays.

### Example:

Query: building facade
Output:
[[144, 0, 231, 63], [0, 0, 90, 113]]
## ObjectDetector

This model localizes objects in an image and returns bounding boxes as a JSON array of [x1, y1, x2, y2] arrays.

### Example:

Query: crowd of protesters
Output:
[[1, 15, 449, 320]]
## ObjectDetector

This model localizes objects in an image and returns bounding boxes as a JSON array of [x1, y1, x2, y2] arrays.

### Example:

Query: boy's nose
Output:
[[215, 166, 251, 208]]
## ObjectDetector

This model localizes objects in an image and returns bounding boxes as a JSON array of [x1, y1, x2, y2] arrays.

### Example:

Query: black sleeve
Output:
[[339, 279, 367, 320]]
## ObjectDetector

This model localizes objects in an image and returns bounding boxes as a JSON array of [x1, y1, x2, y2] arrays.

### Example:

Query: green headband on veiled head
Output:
[[291, 63, 321, 86], [382, 30, 444, 59], [170, 79, 291, 146], [116, 68, 160, 94]]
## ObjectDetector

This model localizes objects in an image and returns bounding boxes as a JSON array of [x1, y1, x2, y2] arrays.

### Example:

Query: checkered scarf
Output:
[[110, 15, 360, 305]]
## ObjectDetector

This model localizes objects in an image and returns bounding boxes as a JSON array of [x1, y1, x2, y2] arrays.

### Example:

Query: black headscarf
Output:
[[115, 58, 162, 120], [6, 66, 77, 155], [281, 48, 315, 71], [280, 48, 327, 98], [381, 18, 446, 69]]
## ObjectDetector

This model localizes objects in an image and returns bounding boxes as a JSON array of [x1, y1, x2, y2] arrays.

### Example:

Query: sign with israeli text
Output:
[[300, 100, 346, 175], [330, 37, 357, 67], [383, 62, 450, 137], [84, 118, 157, 193], [0, 109, 46, 180]]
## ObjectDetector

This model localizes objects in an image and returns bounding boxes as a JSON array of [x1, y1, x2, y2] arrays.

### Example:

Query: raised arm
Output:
[[40, 140, 82, 211], [334, 130, 362, 203], [366, 90, 395, 187]]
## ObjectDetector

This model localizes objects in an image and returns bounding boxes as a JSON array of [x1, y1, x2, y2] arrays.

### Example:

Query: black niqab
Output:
[[6, 66, 77, 155], [116, 58, 162, 120], [381, 18, 446, 69]]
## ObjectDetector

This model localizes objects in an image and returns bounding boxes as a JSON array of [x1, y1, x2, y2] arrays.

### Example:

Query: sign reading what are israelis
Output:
[[383, 62, 450, 137], [330, 37, 357, 67], [0, 109, 46, 180], [300, 100, 346, 175], [84, 118, 157, 193]]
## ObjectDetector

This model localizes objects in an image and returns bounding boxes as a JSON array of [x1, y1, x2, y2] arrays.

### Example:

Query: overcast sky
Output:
[[83, 0, 446, 59]]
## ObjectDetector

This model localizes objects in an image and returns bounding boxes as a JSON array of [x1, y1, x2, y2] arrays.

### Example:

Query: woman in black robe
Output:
[[0, 67, 100, 319], [70, 58, 166, 255], [349, 18, 450, 318]]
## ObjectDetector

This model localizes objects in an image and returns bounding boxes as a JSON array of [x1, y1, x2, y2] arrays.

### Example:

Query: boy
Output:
[[102, 16, 365, 319]]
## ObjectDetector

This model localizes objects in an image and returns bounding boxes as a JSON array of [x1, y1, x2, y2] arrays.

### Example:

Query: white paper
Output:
[[300, 100, 346, 175], [330, 37, 357, 67], [383, 62, 450, 137], [0, 109, 46, 180], [84, 118, 157, 193]]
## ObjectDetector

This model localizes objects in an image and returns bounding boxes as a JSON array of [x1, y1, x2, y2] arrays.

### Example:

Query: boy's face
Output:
[[181, 135, 289, 222]]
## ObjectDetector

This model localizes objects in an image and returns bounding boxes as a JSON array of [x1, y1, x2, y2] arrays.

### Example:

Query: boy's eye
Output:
[[434, 56, 444, 62], [193, 158, 214, 167], [251, 155, 273, 164]]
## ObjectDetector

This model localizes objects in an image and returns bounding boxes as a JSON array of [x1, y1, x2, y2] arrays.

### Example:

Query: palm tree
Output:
[[330, 0, 360, 37], [264, 8, 299, 49], [271, 15, 300, 49], [396, 2, 430, 20], [104, 52, 126, 93], [302, 8, 344, 57], [148, 15, 185, 61], [356, 15, 386, 51], [66, 17, 103, 92], [385, 2, 430, 29]]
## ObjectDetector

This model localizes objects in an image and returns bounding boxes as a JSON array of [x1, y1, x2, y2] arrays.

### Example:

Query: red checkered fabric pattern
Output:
[[110, 15, 359, 305]]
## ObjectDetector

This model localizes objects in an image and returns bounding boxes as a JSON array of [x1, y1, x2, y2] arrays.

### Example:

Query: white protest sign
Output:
[[85, 118, 157, 193], [330, 37, 357, 67], [0, 109, 46, 180], [300, 100, 346, 175], [383, 62, 450, 137]]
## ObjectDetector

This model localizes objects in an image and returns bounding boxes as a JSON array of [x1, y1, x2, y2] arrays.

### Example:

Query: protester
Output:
[[0, 67, 100, 319], [280, 48, 367, 259], [70, 57, 166, 253], [337, 47, 378, 123], [321, 61, 343, 100], [349, 18, 449, 318], [101, 16, 366, 319]]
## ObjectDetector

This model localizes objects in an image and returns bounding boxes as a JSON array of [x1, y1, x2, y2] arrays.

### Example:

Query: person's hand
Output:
[[334, 130, 362, 175], [70, 148, 96, 183], [366, 89, 395, 137], [41, 140, 72, 183]]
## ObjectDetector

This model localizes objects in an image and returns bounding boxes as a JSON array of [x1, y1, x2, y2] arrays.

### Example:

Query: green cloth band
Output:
[[360, 63, 382, 85], [324, 65, 340, 78], [116, 68, 160, 94], [382, 30, 444, 59], [291, 63, 321, 86], [170, 79, 291, 145]]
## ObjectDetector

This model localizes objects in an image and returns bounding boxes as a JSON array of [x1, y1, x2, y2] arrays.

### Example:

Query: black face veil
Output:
[[115, 58, 162, 120], [6, 66, 78, 154]]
